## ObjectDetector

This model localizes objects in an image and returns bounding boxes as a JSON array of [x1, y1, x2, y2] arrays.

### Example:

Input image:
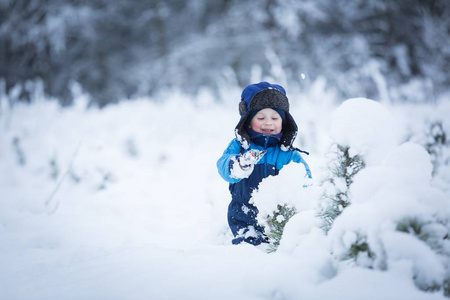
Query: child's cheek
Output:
[[254, 121, 262, 129]]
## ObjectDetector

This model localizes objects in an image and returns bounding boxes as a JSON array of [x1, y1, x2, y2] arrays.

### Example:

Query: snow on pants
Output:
[[228, 199, 268, 245]]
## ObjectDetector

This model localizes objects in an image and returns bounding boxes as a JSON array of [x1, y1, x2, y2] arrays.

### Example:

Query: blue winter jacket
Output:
[[218, 136, 311, 196]]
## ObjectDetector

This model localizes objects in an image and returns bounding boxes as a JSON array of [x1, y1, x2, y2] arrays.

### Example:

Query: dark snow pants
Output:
[[228, 199, 268, 245], [227, 164, 277, 245]]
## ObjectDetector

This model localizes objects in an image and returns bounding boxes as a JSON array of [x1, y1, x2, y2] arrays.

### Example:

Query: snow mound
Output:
[[250, 162, 317, 222], [330, 98, 402, 165]]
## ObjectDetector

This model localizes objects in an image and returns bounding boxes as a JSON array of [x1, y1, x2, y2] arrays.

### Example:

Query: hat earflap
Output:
[[239, 99, 247, 116]]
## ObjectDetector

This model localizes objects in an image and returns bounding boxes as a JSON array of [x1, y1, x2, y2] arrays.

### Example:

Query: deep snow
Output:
[[1, 89, 449, 300]]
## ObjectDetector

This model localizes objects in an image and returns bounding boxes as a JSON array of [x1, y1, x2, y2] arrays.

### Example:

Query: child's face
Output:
[[249, 108, 283, 135]]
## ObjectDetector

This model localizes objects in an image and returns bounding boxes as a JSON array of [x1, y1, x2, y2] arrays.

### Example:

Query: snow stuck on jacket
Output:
[[1, 91, 449, 300]]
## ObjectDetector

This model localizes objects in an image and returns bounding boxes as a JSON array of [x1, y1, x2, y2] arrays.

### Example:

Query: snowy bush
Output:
[[329, 142, 450, 293], [318, 98, 401, 233], [320, 98, 450, 294], [253, 98, 450, 298]]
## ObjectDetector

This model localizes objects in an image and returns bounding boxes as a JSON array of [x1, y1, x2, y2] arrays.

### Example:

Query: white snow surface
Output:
[[330, 98, 403, 165], [1, 91, 449, 300]]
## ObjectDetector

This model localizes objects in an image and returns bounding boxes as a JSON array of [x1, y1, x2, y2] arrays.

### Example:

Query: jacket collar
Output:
[[248, 128, 283, 147]]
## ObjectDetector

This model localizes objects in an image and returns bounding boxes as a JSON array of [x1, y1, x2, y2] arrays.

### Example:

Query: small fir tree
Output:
[[318, 144, 365, 233], [264, 204, 297, 253], [342, 233, 379, 268]]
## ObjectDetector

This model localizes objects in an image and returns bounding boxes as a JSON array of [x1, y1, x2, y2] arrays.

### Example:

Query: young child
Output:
[[217, 82, 312, 246]]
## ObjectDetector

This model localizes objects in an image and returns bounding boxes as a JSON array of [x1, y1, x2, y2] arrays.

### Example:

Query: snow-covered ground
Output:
[[1, 87, 449, 299]]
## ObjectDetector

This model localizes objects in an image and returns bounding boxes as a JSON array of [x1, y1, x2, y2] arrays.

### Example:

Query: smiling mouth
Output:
[[261, 129, 274, 134]]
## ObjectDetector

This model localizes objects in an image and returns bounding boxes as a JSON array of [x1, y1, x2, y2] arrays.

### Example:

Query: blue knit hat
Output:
[[239, 82, 288, 116]]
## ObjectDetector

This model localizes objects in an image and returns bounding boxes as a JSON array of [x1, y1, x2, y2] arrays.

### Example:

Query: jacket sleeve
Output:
[[217, 139, 243, 183], [291, 150, 313, 179]]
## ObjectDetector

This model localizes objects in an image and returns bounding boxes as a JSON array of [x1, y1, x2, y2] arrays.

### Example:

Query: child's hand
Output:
[[239, 149, 267, 169], [229, 149, 267, 179]]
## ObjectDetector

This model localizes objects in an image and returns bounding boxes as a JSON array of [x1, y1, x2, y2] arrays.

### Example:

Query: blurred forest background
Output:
[[1, 0, 449, 107]]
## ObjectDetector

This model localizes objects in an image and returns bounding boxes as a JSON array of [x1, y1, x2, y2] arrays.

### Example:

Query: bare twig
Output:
[[45, 139, 83, 214]]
